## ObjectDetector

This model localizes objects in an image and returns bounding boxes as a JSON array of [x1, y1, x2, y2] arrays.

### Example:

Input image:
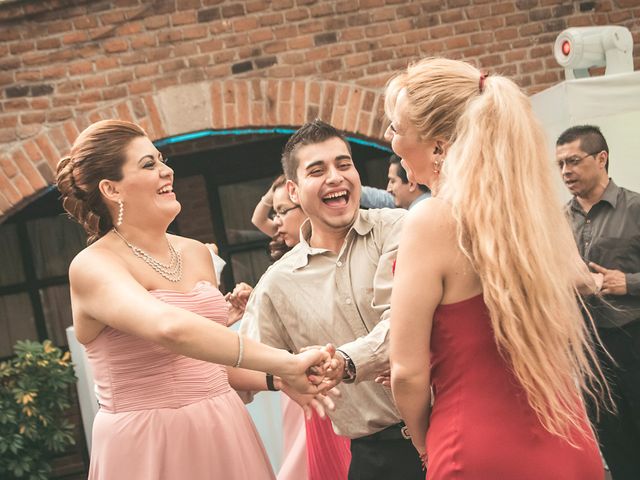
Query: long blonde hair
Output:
[[389, 58, 606, 441]]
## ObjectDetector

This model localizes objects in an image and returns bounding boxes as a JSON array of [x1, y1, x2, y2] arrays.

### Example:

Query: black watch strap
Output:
[[266, 373, 279, 391], [337, 349, 356, 383]]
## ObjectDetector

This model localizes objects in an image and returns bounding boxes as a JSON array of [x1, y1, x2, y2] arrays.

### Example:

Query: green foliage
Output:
[[0, 340, 77, 480]]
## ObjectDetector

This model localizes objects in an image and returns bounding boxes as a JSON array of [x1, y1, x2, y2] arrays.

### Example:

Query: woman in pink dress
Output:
[[385, 58, 608, 479], [56, 120, 333, 480]]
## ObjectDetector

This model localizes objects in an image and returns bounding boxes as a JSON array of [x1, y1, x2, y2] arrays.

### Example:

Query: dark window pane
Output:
[[173, 175, 216, 243], [219, 178, 272, 244], [27, 216, 86, 279], [0, 224, 25, 286], [363, 155, 392, 190], [40, 285, 73, 347], [0, 293, 37, 357], [229, 249, 271, 286]]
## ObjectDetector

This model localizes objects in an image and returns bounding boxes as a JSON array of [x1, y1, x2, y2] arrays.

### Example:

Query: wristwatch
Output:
[[336, 349, 356, 384]]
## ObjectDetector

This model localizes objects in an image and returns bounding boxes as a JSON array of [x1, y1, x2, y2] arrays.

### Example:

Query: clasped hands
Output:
[[279, 343, 342, 419]]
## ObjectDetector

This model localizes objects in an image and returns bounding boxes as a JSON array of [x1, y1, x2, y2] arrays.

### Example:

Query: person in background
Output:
[[360, 154, 430, 210], [386, 154, 430, 210], [385, 57, 606, 479], [556, 125, 640, 480], [56, 119, 333, 480]]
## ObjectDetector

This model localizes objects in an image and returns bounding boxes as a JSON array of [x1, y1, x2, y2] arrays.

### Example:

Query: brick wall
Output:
[[1, 0, 639, 219]]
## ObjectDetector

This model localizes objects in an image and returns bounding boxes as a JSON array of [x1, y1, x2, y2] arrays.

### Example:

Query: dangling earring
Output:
[[117, 199, 124, 227], [433, 159, 442, 174]]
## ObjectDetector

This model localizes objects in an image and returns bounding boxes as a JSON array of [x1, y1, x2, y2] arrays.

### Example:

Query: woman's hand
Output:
[[280, 347, 336, 395], [374, 368, 391, 387], [279, 377, 341, 419], [224, 282, 253, 326]]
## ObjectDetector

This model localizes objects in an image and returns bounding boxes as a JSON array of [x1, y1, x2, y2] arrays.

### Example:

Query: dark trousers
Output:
[[590, 322, 640, 480], [348, 424, 424, 480]]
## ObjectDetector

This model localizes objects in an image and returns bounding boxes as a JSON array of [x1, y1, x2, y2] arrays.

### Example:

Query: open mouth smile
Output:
[[322, 190, 349, 207]]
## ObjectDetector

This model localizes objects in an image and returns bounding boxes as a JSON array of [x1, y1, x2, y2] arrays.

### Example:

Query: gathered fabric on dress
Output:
[[85, 281, 275, 480], [305, 411, 351, 480], [425, 294, 603, 480]]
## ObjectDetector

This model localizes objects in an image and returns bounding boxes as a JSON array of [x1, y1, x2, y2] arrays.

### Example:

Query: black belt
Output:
[[354, 422, 411, 442]]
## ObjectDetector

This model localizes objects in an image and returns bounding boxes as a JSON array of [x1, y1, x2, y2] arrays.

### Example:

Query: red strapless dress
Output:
[[425, 294, 603, 479]]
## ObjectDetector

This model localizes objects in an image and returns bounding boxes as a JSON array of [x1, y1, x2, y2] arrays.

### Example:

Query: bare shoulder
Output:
[[405, 197, 455, 237], [167, 234, 216, 283], [69, 242, 127, 290], [167, 234, 207, 254]]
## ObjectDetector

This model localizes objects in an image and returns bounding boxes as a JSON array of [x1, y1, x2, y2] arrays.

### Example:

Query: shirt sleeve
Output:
[[337, 213, 405, 382], [240, 277, 295, 351], [625, 272, 640, 296], [360, 186, 395, 209]]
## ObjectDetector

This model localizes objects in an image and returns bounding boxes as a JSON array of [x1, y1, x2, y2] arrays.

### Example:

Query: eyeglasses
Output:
[[269, 205, 301, 220], [556, 151, 600, 169]]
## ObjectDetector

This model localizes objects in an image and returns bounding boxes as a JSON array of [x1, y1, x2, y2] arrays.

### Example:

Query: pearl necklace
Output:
[[112, 228, 183, 282]]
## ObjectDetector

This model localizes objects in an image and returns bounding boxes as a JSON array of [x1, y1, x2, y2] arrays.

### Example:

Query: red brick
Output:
[[13, 174, 36, 197], [13, 149, 46, 189], [62, 31, 88, 45], [35, 135, 58, 170], [63, 121, 80, 145], [104, 39, 129, 53], [236, 82, 250, 126], [0, 155, 18, 178]]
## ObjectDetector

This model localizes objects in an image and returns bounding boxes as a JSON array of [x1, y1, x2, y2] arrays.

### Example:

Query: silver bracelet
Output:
[[234, 332, 244, 368]]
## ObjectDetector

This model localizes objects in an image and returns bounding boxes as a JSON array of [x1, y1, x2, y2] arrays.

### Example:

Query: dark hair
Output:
[[281, 119, 351, 182], [267, 234, 291, 262], [388, 154, 430, 193], [56, 120, 147, 244], [556, 125, 609, 172], [270, 174, 287, 193]]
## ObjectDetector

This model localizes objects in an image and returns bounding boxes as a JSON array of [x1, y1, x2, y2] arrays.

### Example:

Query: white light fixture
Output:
[[554, 26, 633, 79]]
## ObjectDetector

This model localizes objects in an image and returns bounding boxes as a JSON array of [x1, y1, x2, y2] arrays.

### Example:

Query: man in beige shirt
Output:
[[240, 120, 423, 479]]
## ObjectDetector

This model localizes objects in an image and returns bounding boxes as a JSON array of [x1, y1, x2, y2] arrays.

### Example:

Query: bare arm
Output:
[[251, 190, 277, 237], [69, 248, 327, 394], [390, 201, 450, 456]]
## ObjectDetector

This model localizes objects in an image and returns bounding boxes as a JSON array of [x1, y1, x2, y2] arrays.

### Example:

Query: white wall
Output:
[[531, 71, 640, 199]]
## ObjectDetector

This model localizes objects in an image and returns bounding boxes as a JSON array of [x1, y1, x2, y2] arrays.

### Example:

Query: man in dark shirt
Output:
[[557, 125, 640, 480]]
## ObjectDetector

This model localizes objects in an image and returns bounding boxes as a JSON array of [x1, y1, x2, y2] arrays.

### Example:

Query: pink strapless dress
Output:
[[84, 281, 275, 480]]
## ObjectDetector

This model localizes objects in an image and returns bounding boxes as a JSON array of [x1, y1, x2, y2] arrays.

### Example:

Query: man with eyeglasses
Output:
[[556, 125, 640, 480]]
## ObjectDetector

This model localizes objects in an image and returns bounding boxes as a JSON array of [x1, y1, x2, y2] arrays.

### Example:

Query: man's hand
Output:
[[589, 262, 628, 295], [374, 368, 391, 387], [325, 349, 346, 385], [299, 344, 337, 384]]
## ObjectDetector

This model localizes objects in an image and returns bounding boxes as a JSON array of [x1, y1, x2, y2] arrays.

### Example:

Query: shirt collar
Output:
[[292, 210, 373, 270], [599, 178, 619, 208], [569, 178, 619, 212], [408, 192, 431, 210]]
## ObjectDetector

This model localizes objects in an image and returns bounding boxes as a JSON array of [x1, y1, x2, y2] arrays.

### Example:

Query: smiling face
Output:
[[387, 162, 415, 208], [385, 89, 441, 189], [272, 185, 307, 247], [110, 136, 181, 226], [287, 137, 361, 240]]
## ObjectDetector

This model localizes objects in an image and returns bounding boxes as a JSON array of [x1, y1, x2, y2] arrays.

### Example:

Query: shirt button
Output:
[[586, 219, 591, 224], [337, 261, 343, 267], [346, 298, 352, 305]]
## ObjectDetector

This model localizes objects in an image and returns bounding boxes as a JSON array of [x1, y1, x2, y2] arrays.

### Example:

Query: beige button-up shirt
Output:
[[240, 208, 406, 438]]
